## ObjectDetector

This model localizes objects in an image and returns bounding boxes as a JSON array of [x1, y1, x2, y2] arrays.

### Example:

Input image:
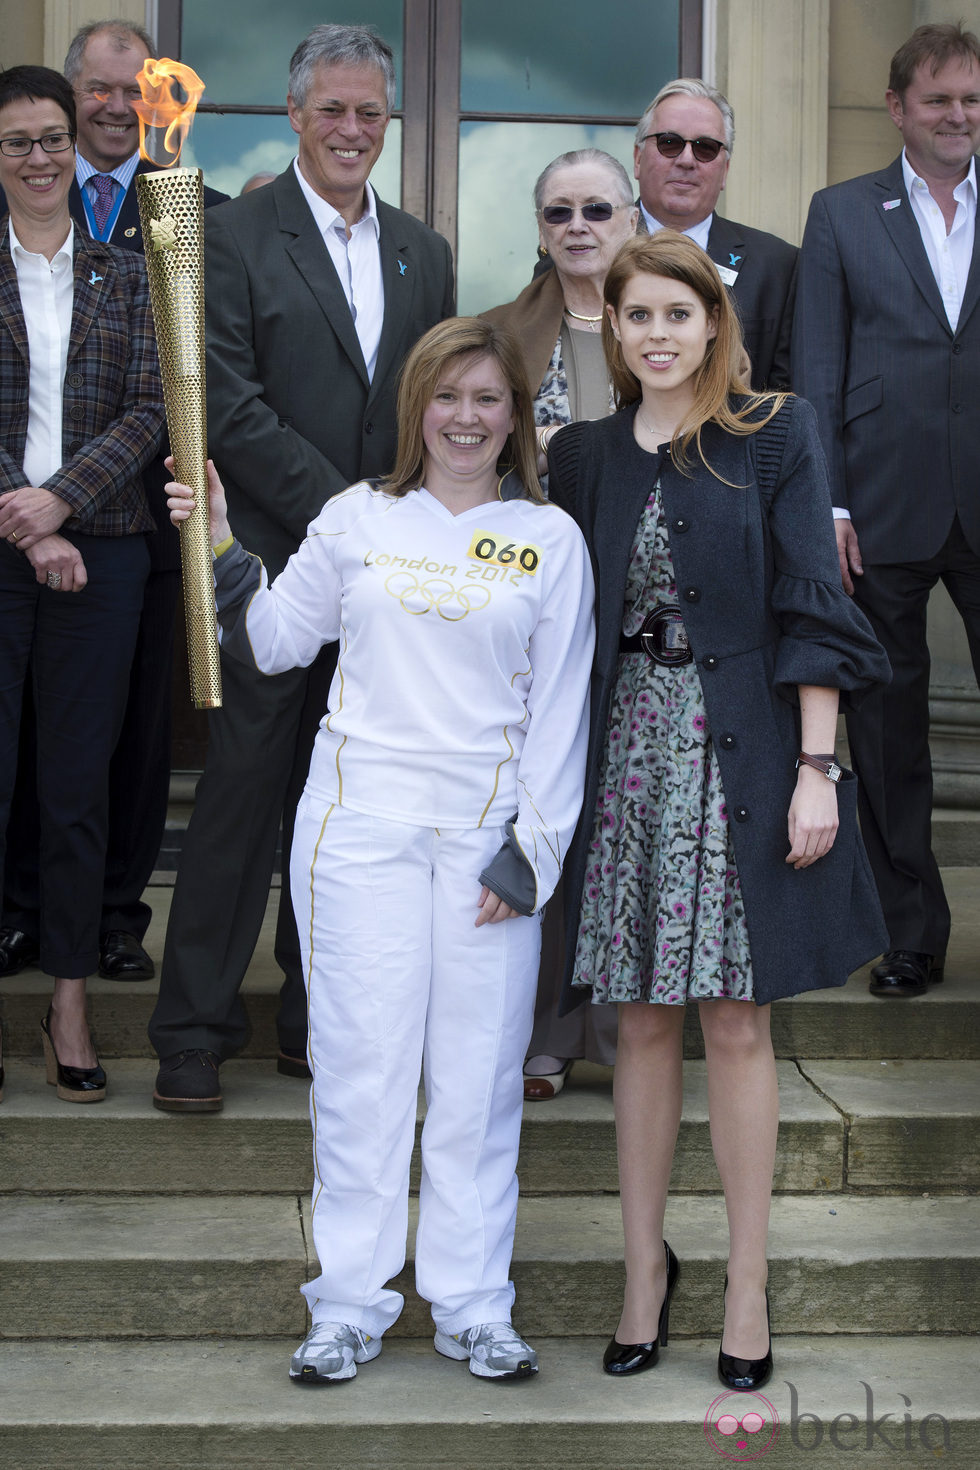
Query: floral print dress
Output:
[[572, 484, 755, 1005]]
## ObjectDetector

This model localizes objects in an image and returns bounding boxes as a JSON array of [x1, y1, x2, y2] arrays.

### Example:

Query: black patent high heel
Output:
[[41, 1008, 106, 1103], [718, 1276, 773, 1392], [602, 1240, 680, 1375]]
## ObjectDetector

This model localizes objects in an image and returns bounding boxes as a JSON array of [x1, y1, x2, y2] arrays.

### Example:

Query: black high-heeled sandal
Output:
[[41, 1008, 106, 1103], [602, 1240, 680, 1375], [718, 1277, 773, 1391]]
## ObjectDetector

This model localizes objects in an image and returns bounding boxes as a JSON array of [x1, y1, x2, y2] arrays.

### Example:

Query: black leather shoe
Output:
[[153, 1049, 223, 1113], [41, 1009, 106, 1103], [602, 1240, 679, 1375], [277, 1046, 312, 1079], [0, 927, 40, 978], [718, 1283, 773, 1392], [99, 931, 155, 981], [868, 950, 944, 998]]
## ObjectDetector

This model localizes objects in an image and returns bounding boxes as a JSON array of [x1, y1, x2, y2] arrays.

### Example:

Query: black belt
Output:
[[619, 606, 692, 666]]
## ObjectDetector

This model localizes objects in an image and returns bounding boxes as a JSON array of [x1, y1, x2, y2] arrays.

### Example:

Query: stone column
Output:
[[711, 0, 830, 246], [43, 0, 145, 69]]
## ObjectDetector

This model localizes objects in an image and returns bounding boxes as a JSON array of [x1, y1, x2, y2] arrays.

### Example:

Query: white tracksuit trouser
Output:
[[290, 796, 542, 1337]]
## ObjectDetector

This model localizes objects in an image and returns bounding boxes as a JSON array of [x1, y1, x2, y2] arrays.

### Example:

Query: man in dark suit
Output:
[[149, 23, 454, 1110], [633, 78, 797, 390], [793, 22, 980, 997], [0, 19, 226, 986]]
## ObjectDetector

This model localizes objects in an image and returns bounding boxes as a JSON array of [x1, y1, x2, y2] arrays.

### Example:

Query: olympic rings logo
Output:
[[384, 570, 493, 620]]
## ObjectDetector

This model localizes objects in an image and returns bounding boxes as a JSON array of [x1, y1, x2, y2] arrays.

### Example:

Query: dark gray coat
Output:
[[549, 395, 890, 1008]]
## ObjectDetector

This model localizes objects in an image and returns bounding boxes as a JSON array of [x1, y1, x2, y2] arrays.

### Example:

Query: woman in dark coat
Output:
[[547, 232, 889, 1390]]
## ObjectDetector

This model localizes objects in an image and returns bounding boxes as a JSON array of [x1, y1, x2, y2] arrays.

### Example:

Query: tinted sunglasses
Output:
[[539, 201, 621, 225], [643, 131, 726, 163]]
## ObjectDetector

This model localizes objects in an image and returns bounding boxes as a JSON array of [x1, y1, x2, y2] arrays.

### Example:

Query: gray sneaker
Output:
[[434, 1322, 539, 1379], [289, 1322, 382, 1384]]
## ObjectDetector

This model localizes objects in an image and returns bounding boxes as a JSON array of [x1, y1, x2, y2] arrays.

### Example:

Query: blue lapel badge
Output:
[[398, 258, 407, 276], [89, 271, 103, 285], [729, 253, 741, 267], [883, 199, 902, 211]]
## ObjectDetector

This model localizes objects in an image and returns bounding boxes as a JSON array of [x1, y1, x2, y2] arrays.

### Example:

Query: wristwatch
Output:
[[796, 750, 843, 783]]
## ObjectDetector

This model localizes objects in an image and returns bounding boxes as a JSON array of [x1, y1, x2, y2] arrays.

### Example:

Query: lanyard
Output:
[[79, 177, 127, 243]]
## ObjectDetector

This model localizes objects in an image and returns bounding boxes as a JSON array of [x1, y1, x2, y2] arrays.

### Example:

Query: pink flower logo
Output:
[[703, 1392, 780, 1461]]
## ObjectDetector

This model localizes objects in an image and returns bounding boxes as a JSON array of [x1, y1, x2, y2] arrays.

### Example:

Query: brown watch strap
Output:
[[796, 750, 843, 781]]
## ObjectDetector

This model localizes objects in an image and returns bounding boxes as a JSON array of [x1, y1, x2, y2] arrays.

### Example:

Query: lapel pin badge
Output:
[[397, 258, 407, 276], [883, 199, 902, 210], [124, 226, 137, 237], [89, 271, 103, 285], [729, 253, 741, 266]]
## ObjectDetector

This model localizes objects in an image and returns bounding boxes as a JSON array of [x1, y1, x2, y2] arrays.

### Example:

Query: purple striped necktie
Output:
[[91, 174, 117, 233]]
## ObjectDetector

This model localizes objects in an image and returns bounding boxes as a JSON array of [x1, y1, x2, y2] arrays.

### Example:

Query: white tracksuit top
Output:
[[213, 478, 595, 914]]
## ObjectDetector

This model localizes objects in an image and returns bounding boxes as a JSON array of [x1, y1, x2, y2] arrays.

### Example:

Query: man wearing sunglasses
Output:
[[633, 78, 797, 390]]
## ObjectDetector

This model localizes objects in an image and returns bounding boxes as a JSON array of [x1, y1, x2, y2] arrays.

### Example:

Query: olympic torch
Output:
[[133, 59, 221, 709]]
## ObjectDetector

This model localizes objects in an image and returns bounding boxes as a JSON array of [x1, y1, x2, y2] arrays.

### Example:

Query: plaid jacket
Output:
[[0, 220, 163, 536]]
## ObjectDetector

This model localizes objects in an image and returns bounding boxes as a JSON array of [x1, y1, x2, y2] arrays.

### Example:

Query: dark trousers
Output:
[[0, 533, 149, 976], [846, 519, 980, 957], [148, 639, 335, 1060], [2, 563, 179, 942]]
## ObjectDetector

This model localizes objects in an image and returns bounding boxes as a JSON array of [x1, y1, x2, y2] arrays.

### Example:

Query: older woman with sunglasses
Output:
[[484, 149, 637, 444], [483, 149, 637, 1101]]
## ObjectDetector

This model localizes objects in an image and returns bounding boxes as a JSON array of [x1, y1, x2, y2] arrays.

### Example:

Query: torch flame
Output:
[[134, 58, 205, 167]]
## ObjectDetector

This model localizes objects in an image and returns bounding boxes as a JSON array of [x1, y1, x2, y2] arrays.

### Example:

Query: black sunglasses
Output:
[[539, 201, 621, 225], [643, 131, 726, 163]]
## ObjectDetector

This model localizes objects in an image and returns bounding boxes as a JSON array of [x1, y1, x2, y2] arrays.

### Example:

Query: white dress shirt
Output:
[[640, 201, 712, 251], [902, 150, 977, 332], [292, 159, 384, 381], [9, 219, 74, 487]]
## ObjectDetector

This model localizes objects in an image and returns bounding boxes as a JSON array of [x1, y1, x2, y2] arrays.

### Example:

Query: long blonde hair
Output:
[[602, 233, 788, 473], [381, 318, 543, 502]]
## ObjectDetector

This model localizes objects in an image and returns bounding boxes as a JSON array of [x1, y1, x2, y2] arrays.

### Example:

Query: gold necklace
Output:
[[564, 307, 603, 333]]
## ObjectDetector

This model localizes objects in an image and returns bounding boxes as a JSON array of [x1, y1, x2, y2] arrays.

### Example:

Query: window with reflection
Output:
[[459, 1, 678, 114], [163, 0, 690, 304]]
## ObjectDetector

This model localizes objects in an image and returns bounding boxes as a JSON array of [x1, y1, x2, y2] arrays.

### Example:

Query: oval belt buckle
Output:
[[639, 606, 692, 666]]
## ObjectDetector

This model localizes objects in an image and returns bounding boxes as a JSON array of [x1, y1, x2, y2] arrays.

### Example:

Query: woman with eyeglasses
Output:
[[547, 232, 888, 1389], [483, 147, 637, 1102], [0, 67, 163, 1103]]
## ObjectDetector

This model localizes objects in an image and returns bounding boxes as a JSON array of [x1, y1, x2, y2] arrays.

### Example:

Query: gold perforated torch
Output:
[[133, 59, 220, 708]]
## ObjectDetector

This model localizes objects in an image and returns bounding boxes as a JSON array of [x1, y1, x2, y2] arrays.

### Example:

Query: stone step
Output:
[[2, 1336, 975, 1468], [4, 867, 979, 1060], [1, 1192, 976, 1341], [1, 1057, 977, 1197]]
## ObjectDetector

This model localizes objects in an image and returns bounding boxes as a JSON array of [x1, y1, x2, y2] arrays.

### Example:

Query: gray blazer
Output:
[[548, 397, 890, 1008], [637, 208, 798, 391], [204, 165, 455, 575], [792, 153, 980, 565]]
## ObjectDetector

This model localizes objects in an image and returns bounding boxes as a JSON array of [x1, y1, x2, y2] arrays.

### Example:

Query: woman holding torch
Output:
[[167, 317, 593, 1382]]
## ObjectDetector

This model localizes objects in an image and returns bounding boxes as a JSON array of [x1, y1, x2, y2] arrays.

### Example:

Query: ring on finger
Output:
[[46, 570, 62, 588], [10, 530, 19, 543]]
